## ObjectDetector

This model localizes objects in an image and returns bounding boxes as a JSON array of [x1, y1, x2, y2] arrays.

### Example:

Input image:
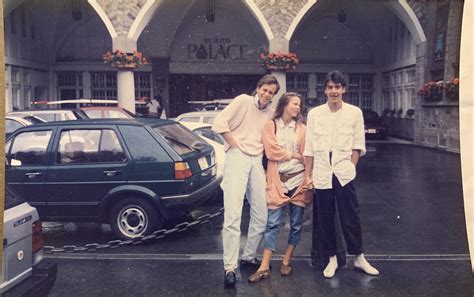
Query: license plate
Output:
[[368, 129, 376, 134], [198, 157, 209, 170]]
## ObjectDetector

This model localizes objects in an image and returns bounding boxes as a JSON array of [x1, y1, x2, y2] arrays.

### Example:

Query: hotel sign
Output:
[[187, 37, 248, 61]]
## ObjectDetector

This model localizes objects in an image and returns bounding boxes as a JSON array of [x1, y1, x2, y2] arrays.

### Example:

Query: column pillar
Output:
[[117, 70, 135, 113], [269, 38, 289, 105], [5, 65, 12, 112], [82, 71, 92, 99]]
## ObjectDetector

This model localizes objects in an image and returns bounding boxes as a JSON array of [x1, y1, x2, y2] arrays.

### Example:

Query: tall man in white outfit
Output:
[[212, 75, 280, 287], [303, 71, 379, 278]]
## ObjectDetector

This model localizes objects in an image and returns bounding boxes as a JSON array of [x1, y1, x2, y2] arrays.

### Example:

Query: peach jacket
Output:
[[262, 120, 313, 209]]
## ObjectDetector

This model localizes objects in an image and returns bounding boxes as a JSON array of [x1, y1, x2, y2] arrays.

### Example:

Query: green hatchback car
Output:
[[5, 118, 222, 240]]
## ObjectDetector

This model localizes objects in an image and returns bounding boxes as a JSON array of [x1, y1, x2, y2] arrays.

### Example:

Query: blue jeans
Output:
[[263, 204, 305, 252]]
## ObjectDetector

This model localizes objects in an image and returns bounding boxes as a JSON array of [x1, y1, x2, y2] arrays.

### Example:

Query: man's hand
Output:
[[292, 152, 304, 163]]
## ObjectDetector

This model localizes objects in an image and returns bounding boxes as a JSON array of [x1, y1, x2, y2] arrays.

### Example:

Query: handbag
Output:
[[262, 120, 276, 170]]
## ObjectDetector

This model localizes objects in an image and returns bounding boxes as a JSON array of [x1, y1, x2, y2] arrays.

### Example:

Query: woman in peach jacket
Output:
[[248, 92, 313, 283]]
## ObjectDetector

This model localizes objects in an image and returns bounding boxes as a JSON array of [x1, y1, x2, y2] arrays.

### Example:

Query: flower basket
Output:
[[259, 51, 299, 71], [103, 50, 148, 68], [444, 77, 459, 101], [419, 80, 443, 102]]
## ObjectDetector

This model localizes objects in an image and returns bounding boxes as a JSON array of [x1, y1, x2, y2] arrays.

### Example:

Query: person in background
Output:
[[303, 70, 379, 278], [212, 74, 280, 287], [147, 94, 164, 118], [248, 92, 312, 283]]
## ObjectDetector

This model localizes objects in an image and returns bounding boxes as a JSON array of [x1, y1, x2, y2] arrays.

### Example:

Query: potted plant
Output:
[[103, 50, 148, 68], [444, 77, 459, 101], [259, 51, 299, 71]]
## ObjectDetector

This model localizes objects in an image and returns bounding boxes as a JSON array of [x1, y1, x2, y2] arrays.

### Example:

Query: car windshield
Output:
[[153, 123, 209, 155], [4, 187, 24, 210]]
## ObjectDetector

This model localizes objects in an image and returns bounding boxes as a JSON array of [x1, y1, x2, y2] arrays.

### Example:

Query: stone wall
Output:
[[96, 0, 147, 36], [254, 0, 307, 38]]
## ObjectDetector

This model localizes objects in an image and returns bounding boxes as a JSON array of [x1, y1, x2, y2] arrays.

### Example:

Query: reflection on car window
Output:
[[119, 126, 165, 162], [9, 130, 52, 165], [57, 129, 126, 164], [154, 123, 207, 155], [194, 128, 224, 145]]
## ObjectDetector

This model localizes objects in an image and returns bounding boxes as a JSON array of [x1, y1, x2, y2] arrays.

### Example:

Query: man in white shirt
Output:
[[212, 75, 279, 287], [303, 71, 379, 278]]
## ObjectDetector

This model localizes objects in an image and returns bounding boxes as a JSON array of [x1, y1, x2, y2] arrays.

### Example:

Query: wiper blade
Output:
[[163, 136, 199, 152]]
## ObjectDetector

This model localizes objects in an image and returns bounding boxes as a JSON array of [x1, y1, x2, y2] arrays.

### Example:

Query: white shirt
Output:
[[275, 118, 304, 192], [303, 102, 366, 189], [147, 100, 160, 113]]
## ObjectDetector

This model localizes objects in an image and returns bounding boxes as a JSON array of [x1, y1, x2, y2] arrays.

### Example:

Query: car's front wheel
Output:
[[110, 198, 162, 240]]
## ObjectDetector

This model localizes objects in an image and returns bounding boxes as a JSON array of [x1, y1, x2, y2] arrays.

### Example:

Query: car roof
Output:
[[8, 109, 78, 113], [11, 118, 176, 129], [176, 111, 220, 117], [80, 106, 125, 110], [179, 121, 213, 130]]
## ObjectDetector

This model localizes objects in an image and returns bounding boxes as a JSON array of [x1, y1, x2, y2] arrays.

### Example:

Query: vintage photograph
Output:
[[1, 0, 472, 296]]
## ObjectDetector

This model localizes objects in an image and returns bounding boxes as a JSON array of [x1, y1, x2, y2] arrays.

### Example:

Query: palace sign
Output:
[[187, 37, 248, 61]]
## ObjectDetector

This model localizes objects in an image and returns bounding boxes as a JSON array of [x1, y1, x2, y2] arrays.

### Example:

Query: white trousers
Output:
[[222, 148, 268, 271]]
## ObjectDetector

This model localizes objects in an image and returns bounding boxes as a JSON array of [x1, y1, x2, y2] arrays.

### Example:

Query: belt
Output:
[[280, 169, 305, 183]]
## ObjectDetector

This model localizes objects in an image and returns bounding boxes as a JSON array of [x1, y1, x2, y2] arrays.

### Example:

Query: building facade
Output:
[[2, 0, 463, 152]]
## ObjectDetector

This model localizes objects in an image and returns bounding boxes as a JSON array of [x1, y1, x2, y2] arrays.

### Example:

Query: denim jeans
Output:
[[263, 203, 305, 252]]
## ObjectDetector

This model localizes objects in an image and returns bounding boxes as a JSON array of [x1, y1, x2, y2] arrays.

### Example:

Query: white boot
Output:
[[323, 255, 338, 278], [354, 253, 379, 276]]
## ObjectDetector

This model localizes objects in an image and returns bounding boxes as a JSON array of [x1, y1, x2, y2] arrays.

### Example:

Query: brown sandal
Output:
[[280, 263, 292, 276], [248, 269, 271, 283]]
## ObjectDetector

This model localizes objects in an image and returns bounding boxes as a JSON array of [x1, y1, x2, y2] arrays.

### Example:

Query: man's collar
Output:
[[254, 95, 271, 111]]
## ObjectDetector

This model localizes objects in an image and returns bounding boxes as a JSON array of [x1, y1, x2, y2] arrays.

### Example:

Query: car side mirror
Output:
[[10, 159, 22, 167]]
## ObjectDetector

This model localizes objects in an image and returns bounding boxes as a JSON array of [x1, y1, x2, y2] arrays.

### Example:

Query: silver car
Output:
[[1, 186, 57, 296]]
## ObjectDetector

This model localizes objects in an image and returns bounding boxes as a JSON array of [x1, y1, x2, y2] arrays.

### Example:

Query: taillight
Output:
[[175, 162, 192, 180], [32, 220, 44, 253]]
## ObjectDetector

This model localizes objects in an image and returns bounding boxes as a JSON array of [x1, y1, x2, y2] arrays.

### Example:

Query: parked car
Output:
[[1, 186, 57, 296], [5, 116, 43, 139], [363, 110, 388, 140], [187, 99, 232, 111], [5, 118, 221, 240], [175, 111, 220, 125], [180, 121, 225, 178]]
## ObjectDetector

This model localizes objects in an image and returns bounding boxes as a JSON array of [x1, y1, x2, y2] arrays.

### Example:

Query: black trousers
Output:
[[314, 175, 364, 256]]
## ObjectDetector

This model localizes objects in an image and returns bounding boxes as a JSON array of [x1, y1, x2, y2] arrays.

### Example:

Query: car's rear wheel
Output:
[[110, 198, 162, 240]]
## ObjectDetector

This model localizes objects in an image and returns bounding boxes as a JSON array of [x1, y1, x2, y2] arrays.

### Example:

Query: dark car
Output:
[[362, 110, 388, 140], [1, 186, 57, 296], [5, 118, 221, 240]]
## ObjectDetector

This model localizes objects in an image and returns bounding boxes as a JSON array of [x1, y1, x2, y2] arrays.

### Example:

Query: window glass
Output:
[[10, 130, 52, 165], [154, 123, 208, 155], [179, 116, 200, 123], [83, 110, 103, 119], [36, 113, 57, 122], [203, 116, 215, 124], [5, 119, 24, 134], [99, 130, 127, 162], [57, 130, 100, 164], [194, 128, 224, 145], [4, 187, 24, 210], [119, 126, 164, 162], [104, 110, 132, 119]]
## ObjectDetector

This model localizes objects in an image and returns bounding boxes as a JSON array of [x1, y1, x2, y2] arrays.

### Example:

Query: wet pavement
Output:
[[44, 142, 473, 296]]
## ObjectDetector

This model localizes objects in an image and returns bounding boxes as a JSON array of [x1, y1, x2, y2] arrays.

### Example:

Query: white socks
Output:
[[323, 255, 338, 278], [354, 253, 380, 276]]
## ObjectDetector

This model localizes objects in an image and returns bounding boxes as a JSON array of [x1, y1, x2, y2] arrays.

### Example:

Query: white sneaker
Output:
[[323, 256, 338, 278], [354, 254, 379, 276]]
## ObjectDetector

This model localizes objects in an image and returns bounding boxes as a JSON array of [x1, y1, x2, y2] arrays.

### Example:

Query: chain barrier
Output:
[[44, 207, 224, 254]]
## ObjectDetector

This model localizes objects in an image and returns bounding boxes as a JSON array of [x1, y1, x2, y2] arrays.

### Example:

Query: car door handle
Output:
[[103, 170, 122, 176], [25, 172, 42, 178]]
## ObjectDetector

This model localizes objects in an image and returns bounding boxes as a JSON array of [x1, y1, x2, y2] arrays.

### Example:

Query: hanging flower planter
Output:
[[259, 51, 299, 71], [103, 50, 148, 68], [419, 80, 443, 102]]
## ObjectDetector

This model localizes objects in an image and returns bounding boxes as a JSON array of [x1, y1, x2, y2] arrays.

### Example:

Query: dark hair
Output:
[[272, 92, 303, 127], [252, 74, 280, 95], [324, 70, 346, 88]]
